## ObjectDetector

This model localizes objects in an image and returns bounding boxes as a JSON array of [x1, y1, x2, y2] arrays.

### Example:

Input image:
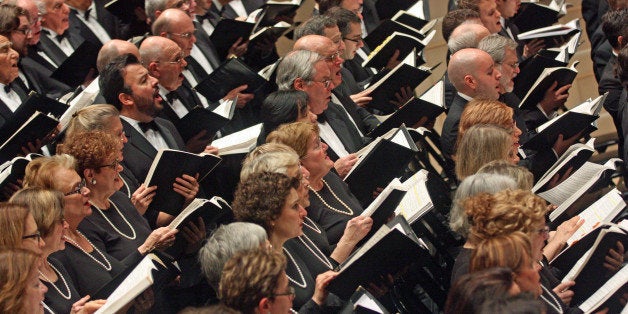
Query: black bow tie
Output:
[[3, 83, 11, 93], [166, 91, 180, 104], [84, 8, 91, 21], [138, 120, 158, 133], [197, 13, 211, 23], [55, 32, 66, 43]]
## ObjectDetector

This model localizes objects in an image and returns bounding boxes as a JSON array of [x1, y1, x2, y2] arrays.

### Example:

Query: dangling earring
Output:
[[91, 178, 97, 185]]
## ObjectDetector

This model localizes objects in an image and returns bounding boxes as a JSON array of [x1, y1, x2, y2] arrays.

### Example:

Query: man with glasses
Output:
[[0, 3, 70, 99]]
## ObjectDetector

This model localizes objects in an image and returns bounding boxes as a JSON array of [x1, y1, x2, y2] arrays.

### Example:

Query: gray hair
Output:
[[198, 222, 268, 290], [32, 0, 45, 14], [144, 0, 168, 24], [448, 23, 490, 54], [240, 143, 300, 181], [449, 173, 517, 238], [478, 34, 518, 64], [65, 104, 119, 140], [293, 15, 337, 40], [276, 50, 323, 91]]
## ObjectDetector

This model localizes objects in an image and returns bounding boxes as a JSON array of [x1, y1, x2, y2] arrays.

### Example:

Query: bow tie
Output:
[[3, 83, 11, 93], [197, 13, 211, 24], [55, 32, 67, 43], [166, 91, 180, 104], [84, 8, 92, 21], [138, 120, 158, 133]]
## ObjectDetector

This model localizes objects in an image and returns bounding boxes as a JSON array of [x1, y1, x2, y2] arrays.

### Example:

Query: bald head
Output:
[[448, 48, 501, 99], [293, 35, 334, 55], [448, 23, 491, 54], [139, 36, 178, 66], [97, 40, 140, 72]]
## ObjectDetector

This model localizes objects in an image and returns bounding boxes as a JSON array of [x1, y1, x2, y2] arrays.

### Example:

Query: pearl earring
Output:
[[91, 178, 97, 185]]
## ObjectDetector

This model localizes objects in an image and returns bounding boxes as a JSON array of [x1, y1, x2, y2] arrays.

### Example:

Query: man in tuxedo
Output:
[[441, 48, 501, 177], [152, 8, 256, 135], [222, 0, 264, 19], [31, 0, 85, 70], [194, 0, 221, 36], [65, 0, 129, 46], [495, 0, 544, 60], [599, 8, 628, 158], [0, 34, 22, 127], [0, 3, 70, 98]]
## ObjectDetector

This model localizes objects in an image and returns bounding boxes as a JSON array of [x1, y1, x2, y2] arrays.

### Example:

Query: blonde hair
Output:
[[219, 249, 286, 314], [0, 203, 31, 249], [64, 104, 119, 140], [10, 187, 65, 238], [0, 249, 40, 313], [465, 189, 548, 245], [470, 231, 533, 274], [455, 124, 512, 180], [23, 154, 76, 190], [266, 122, 319, 159], [458, 99, 514, 144]]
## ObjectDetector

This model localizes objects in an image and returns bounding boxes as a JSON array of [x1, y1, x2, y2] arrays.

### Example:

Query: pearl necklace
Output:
[[120, 176, 131, 198], [540, 284, 563, 314], [309, 179, 354, 216], [63, 231, 112, 271], [91, 200, 137, 240], [298, 233, 333, 270], [38, 262, 71, 300], [303, 216, 321, 234], [43, 302, 55, 314], [282, 247, 307, 288]]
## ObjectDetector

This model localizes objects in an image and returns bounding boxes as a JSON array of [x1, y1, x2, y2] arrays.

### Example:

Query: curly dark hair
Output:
[[57, 130, 120, 176], [232, 172, 300, 233]]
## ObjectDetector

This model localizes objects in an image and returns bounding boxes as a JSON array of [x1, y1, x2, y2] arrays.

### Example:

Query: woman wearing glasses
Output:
[[10, 187, 106, 314], [57, 131, 177, 261], [0, 202, 45, 254], [266, 122, 365, 246]]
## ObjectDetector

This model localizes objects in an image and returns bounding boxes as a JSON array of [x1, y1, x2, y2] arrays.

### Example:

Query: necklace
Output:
[[43, 302, 55, 314], [63, 231, 112, 271], [309, 179, 354, 216], [298, 233, 333, 270], [91, 200, 137, 240], [303, 216, 321, 234], [38, 262, 71, 300], [282, 247, 307, 288], [540, 284, 563, 314], [120, 176, 131, 198]]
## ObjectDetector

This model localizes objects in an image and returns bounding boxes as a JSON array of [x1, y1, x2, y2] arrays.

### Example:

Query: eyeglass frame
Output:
[[307, 79, 332, 89], [13, 27, 31, 36], [64, 178, 87, 196], [343, 37, 363, 44], [97, 159, 120, 170], [323, 51, 341, 63], [153, 52, 186, 65], [22, 231, 41, 242], [167, 30, 196, 40], [271, 286, 296, 299]]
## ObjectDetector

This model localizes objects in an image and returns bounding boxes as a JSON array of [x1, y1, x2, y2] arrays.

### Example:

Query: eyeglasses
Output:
[[537, 226, 550, 238], [172, 0, 190, 8], [64, 178, 87, 196], [167, 31, 196, 39], [271, 286, 295, 299], [155, 52, 186, 65], [14, 27, 31, 36], [324, 51, 341, 62], [97, 159, 120, 170], [500, 61, 519, 69], [22, 231, 41, 242], [343, 37, 363, 44], [29, 14, 42, 26], [308, 79, 332, 89]]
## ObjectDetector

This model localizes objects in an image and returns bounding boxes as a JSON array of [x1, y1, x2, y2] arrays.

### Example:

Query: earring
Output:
[[91, 178, 97, 185]]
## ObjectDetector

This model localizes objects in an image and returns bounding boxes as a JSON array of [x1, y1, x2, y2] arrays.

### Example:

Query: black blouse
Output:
[[307, 172, 363, 245], [42, 257, 81, 314]]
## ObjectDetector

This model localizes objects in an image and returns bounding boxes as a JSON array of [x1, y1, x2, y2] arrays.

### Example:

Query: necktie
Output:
[[138, 120, 158, 133]]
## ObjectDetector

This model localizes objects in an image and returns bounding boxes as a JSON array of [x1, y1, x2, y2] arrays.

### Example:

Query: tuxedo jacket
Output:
[[0, 100, 14, 129], [222, 0, 265, 19], [191, 26, 222, 70], [362, 0, 380, 34], [343, 54, 374, 89], [20, 57, 72, 99], [441, 93, 469, 179], [320, 102, 370, 161], [332, 87, 379, 135], [120, 117, 186, 183], [599, 55, 622, 116], [68, 0, 127, 47], [522, 107, 549, 131], [34, 26, 85, 71], [590, 25, 612, 83], [499, 92, 532, 144]]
